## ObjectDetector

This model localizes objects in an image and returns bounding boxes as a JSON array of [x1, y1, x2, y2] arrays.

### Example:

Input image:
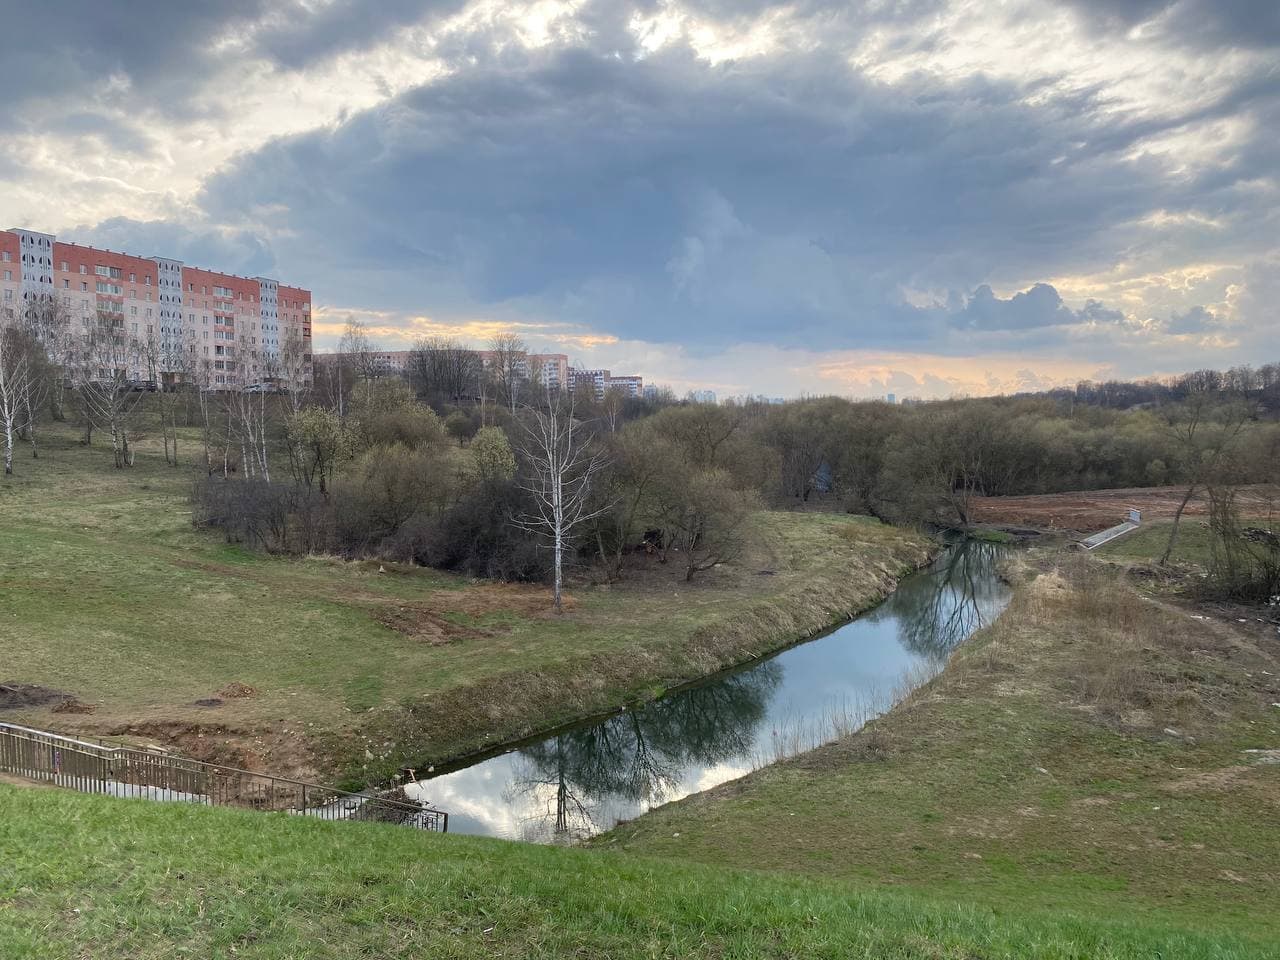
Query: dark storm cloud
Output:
[[1065, 0, 1280, 49], [197, 35, 1258, 351], [0, 1, 459, 128], [0, 2, 268, 119], [1166, 305, 1220, 334], [75, 218, 278, 279], [951, 284, 1125, 331]]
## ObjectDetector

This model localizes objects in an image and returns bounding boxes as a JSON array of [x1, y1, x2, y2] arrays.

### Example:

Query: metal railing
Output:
[[0, 722, 447, 832]]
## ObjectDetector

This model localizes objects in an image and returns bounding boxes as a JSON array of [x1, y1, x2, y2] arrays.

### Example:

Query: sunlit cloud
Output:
[[2, 0, 1277, 396]]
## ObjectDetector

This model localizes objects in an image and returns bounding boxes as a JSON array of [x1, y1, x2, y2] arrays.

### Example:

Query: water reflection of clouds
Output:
[[411, 540, 1012, 842]]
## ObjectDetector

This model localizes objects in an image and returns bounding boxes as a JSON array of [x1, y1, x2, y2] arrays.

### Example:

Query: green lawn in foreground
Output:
[[603, 554, 1280, 943], [0, 426, 929, 780], [0, 783, 1269, 960]]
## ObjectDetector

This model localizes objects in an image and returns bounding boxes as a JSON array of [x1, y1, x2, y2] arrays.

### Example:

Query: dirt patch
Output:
[[218, 682, 258, 699], [52, 699, 97, 715], [373, 604, 488, 645], [101, 721, 323, 783], [0, 683, 71, 710], [971, 485, 1279, 534], [372, 584, 574, 645], [442, 582, 576, 617]]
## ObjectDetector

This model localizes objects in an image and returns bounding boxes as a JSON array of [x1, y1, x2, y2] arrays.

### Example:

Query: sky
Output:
[[1, 0, 1276, 400]]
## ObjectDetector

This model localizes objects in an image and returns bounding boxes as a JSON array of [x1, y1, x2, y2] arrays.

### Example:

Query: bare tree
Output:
[[274, 330, 312, 416], [75, 310, 146, 468], [1159, 390, 1254, 565], [515, 386, 610, 613], [0, 323, 34, 475], [226, 385, 272, 482], [409, 336, 481, 408], [23, 297, 73, 424], [488, 333, 528, 414], [338, 319, 379, 391]]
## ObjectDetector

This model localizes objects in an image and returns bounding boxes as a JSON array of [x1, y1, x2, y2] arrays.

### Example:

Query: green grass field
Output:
[[602, 553, 1280, 944], [0, 426, 930, 782], [1097, 518, 1218, 566], [1, 781, 1272, 959]]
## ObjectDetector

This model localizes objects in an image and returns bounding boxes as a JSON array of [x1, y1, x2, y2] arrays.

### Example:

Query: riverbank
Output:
[[2, 781, 1271, 959], [0, 429, 932, 785], [602, 550, 1280, 941]]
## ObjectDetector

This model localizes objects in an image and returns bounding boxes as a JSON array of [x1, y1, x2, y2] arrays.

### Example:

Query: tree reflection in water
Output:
[[461, 538, 1009, 842], [506, 663, 781, 840], [869, 539, 1008, 660]]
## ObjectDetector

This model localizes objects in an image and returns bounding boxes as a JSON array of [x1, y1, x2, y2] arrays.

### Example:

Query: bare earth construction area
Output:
[[971, 485, 1280, 535]]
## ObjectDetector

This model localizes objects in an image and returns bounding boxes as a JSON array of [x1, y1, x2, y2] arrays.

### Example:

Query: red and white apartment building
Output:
[[0, 227, 312, 389]]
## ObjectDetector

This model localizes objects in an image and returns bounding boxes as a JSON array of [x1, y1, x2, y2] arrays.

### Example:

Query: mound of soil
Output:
[[0, 683, 70, 710], [52, 699, 97, 715], [218, 682, 258, 699]]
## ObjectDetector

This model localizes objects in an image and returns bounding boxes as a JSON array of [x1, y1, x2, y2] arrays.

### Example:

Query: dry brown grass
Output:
[[610, 548, 1280, 933]]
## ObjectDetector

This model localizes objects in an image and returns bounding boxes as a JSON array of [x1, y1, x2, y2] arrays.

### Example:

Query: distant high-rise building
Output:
[[0, 226, 312, 389], [886, 393, 896, 404], [690, 389, 717, 404]]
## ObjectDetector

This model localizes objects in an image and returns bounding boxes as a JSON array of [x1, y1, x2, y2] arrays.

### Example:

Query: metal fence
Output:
[[0, 722, 447, 832]]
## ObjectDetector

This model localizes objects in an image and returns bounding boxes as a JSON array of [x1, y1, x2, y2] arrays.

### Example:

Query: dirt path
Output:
[[971, 484, 1278, 534]]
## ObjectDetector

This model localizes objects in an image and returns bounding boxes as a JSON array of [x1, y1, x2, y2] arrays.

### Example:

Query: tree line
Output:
[[4, 307, 1276, 606]]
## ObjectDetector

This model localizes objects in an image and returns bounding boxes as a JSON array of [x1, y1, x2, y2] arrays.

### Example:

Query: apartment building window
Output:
[[2, 290, 9, 302], [130, 306, 138, 316], [62, 279, 69, 288], [2, 270, 9, 281], [81, 282, 88, 291], [144, 276, 151, 285], [129, 273, 136, 282], [79, 265, 86, 274], [1, 252, 10, 262], [58, 260, 66, 270]]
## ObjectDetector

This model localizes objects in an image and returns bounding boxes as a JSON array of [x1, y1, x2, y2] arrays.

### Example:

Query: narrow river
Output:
[[406, 539, 1011, 843]]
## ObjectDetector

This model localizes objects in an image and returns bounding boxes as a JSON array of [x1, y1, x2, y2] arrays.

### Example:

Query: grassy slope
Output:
[[0, 427, 930, 781], [0, 784, 1270, 960], [603, 553, 1280, 944], [1098, 518, 1219, 567]]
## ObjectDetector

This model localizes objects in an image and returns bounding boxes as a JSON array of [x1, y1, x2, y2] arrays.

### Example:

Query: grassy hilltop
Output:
[[1, 780, 1273, 960]]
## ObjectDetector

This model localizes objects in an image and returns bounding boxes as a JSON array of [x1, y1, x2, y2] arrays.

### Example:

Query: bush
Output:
[[333, 444, 453, 555], [419, 482, 549, 581]]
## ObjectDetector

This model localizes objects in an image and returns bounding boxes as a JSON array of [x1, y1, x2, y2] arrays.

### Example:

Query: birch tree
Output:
[[76, 310, 145, 468], [515, 386, 610, 613], [0, 323, 33, 475]]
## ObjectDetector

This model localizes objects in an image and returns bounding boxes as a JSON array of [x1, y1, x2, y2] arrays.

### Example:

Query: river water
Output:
[[406, 539, 1011, 843]]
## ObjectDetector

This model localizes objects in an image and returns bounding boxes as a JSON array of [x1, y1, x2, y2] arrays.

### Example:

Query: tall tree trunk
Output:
[[1160, 483, 1197, 565]]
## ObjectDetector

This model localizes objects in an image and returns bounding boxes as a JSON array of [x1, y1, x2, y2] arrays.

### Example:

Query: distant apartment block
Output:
[[327, 346, 638, 400], [0, 227, 312, 388], [568, 368, 645, 401]]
